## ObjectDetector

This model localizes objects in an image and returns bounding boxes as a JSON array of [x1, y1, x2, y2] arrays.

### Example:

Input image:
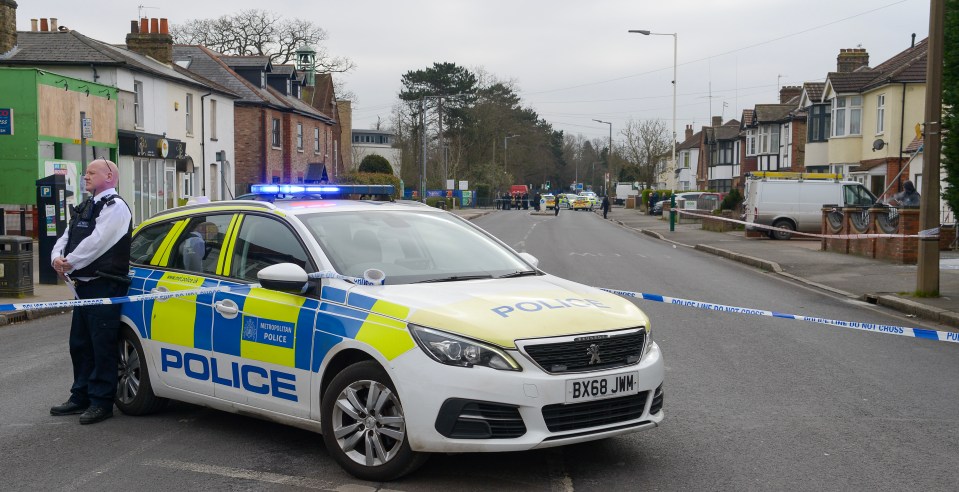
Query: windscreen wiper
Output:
[[415, 274, 493, 284], [497, 270, 538, 278]]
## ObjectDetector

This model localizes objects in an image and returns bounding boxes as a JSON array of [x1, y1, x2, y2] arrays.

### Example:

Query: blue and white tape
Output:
[[0, 269, 383, 313], [601, 287, 959, 344], [675, 209, 935, 239]]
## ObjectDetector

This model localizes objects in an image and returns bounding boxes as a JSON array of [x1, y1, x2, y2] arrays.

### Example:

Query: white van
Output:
[[743, 173, 876, 239]]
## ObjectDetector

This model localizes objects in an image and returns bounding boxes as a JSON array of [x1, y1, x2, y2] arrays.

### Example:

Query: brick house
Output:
[[675, 125, 701, 191], [740, 87, 807, 178], [699, 117, 741, 193], [174, 47, 337, 195]]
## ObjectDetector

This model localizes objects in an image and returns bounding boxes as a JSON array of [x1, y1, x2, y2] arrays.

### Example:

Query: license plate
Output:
[[566, 372, 639, 403]]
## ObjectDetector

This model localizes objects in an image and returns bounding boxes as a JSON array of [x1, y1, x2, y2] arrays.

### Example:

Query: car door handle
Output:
[[214, 299, 239, 319]]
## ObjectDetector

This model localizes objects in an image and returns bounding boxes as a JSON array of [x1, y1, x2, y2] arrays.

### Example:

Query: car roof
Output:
[[139, 198, 438, 228]]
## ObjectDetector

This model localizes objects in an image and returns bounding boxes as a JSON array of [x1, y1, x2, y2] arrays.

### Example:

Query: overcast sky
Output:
[[16, 0, 931, 144]]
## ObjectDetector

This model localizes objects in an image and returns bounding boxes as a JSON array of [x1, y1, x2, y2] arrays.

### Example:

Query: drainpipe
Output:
[[898, 81, 906, 194], [200, 91, 212, 196]]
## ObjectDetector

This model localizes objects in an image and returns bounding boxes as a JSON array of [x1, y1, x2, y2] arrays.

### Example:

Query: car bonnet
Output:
[[341, 276, 649, 348]]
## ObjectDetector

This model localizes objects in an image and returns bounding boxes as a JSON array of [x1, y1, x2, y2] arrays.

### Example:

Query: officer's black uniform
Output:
[[56, 194, 131, 418]]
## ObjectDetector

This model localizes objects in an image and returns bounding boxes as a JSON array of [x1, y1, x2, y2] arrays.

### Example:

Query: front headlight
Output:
[[409, 325, 521, 371], [643, 322, 653, 357]]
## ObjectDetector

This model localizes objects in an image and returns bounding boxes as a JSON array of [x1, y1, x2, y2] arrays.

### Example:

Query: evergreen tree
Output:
[[358, 154, 394, 175], [943, 0, 959, 218]]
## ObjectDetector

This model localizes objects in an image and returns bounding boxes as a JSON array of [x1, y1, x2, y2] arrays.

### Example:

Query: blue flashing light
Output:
[[248, 183, 394, 198]]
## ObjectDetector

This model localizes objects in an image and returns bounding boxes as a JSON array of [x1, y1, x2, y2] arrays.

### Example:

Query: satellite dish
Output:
[[872, 139, 886, 151]]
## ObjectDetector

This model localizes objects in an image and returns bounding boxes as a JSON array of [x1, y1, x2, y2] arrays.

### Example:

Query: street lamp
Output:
[[504, 134, 520, 172], [593, 119, 612, 194], [629, 29, 677, 191]]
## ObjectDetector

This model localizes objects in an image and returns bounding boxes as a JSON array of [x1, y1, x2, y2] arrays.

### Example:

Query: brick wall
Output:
[[791, 116, 806, 169], [0, 0, 17, 54], [233, 106, 265, 193]]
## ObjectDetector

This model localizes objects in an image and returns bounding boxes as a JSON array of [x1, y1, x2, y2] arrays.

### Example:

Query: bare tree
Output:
[[172, 10, 355, 73], [621, 119, 671, 188]]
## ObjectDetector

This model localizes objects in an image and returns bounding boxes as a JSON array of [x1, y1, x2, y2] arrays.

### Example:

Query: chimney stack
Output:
[[0, 0, 16, 53], [779, 85, 802, 104], [685, 124, 693, 141], [837, 48, 869, 73], [712, 116, 723, 127], [126, 17, 173, 64], [39, 17, 47, 32], [30, 18, 37, 31]]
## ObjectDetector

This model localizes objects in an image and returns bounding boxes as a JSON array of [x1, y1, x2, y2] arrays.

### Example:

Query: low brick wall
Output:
[[820, 207, 952, 264], [701, 211, 740, 232]]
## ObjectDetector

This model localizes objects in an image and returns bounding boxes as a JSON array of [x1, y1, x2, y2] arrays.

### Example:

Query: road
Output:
[[1, 210, 957, 491]]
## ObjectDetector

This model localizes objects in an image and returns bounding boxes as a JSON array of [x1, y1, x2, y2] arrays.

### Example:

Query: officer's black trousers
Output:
[[69, 278, 128, 409]]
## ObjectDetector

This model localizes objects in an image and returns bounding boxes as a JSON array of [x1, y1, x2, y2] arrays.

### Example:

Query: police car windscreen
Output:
[[300, 211, 533, 284]]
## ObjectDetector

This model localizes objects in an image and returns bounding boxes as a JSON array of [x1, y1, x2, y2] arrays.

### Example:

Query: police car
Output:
[[117, 184, 665, 481]]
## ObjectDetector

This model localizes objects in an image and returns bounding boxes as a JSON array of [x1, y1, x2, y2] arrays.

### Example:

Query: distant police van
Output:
[[116, 184, 665, 481], [743, 172, 876, 239]]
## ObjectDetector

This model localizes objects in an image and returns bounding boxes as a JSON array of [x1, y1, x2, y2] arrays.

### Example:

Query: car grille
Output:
[[542, 391, 650, 432], [523, 330, 645, 374]]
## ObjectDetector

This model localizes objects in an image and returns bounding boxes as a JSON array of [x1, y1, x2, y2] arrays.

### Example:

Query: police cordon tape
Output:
[[674, 209, 940, 239], [2, 271, 956, 344], [600, 287, 959, 344], [0, 270, 380, 313]]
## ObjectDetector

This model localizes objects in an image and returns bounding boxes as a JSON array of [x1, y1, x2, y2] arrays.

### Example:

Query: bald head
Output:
[[85, 159, 119, 195]]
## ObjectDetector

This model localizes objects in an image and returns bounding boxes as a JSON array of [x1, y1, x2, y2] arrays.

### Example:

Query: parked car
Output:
[[572, 195, 592, 210], [543, 193, 556, 210], [651, 200, 664, 216], [120, 183, 665, 481]]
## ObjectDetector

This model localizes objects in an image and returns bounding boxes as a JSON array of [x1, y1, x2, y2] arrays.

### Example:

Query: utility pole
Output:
[[917, 0, 943, 294]]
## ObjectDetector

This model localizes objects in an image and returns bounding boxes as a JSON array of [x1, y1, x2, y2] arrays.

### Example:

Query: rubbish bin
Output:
[[0, 235, 34, 298]]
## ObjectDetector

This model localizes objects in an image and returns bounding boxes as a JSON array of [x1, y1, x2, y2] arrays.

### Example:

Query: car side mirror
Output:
[[257, 263, 308, 293], [518, 252, 539, 268]]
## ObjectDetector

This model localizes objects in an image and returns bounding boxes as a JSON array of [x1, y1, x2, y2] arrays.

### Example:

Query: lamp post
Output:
[[593, 119, 612, 194], [631, 29, 677, 230], [504, 134, 520, 172]]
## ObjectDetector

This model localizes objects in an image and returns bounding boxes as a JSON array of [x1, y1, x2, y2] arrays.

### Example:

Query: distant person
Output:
[[554, 193, 561, 216], [891, 180, 920, 207], [522, 193, 529, 210], [533, 192, 541, 211], [601, 195, 611, 219], [649, 191, 660, 215]]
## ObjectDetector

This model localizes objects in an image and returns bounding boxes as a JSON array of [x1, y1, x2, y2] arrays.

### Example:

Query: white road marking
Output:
[[144, 459, 336, 490]]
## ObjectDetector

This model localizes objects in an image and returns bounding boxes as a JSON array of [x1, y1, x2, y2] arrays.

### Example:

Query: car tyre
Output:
[[116, 327, 168, 415], [321, 361, 428, 481], [770, 219, 795, 240]]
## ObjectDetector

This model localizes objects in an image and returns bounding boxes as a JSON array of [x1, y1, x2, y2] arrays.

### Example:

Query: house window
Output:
[[832, 95, 862, 137], [876, 94, 885, 134], [758, 125, 780, 154], [286, 80, 292, 95], [210, 99, 218, 140], [185, 93, 194, 136], [314, 128, 320, 154], [682, 151, 690, 168], [133, 81, 144, 128], [296, 123, 303, 151], [746, 129, 757, 155], [807, 104, 831, 142], [272, 118, 281, 148]]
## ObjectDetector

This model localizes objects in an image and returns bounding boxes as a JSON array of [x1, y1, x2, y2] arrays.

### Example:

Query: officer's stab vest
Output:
[[64, 194, 132, 278]]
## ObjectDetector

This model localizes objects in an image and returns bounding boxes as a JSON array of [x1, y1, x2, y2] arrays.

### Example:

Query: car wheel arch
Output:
[[319, 348, 379, 401]]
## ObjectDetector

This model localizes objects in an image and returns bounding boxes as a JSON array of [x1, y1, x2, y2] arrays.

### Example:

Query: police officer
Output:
[[49, 159, 132, 425]]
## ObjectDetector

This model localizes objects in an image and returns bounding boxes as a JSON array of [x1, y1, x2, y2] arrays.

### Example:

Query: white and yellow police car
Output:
[[117, 184, 664, 481]]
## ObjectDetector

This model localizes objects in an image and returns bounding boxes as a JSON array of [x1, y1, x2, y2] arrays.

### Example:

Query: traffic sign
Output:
[[81, 117, 93, 139]]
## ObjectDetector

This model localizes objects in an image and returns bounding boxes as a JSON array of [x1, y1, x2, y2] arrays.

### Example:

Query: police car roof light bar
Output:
[[249, 184, 395, 197]]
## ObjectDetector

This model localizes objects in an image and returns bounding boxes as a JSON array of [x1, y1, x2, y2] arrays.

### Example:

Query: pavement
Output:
[[3, 206, 958, 330], [451, 205, 959, 331]]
